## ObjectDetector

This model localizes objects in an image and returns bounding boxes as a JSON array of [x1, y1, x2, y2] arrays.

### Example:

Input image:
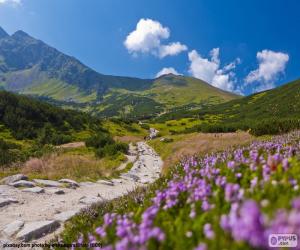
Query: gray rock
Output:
[[79, 196, 102, 205], [33, 179, 63, 187], [22, 187, 44, 194], [16, 220, 60, 242], [3, 220, 24, 237], [0, 174, 28, 185], [0, 198, 18, 207], [46, 188, 65, 195], [54, 210, 78, 222], [97, 180, 114, 186], [59, 179, 79, 188], [9, 180, 36, 188], [79, 181, 94, 186]]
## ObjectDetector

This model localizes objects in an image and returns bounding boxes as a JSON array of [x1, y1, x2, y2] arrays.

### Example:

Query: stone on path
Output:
[[46, 188, 65, 195], [97, 180, 114, 186], [16, 220, 60, 242], [54, 210, 79, 222], [0, 174, 28, 185], [79, 181, 94, 186], [79, 196, 102, 205], [0, 198, 18, 208], [2, 220, 24, 237], [33, 179, 63, 188], [9, 180, 35, 188], [59, 179, 79, 188], [22, 187, 44, 194]]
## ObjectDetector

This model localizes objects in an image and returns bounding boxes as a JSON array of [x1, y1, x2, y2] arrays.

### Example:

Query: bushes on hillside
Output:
[[86, 132, 128, 158], [181, 118, 300, 136], [0, 91, 100, 144]]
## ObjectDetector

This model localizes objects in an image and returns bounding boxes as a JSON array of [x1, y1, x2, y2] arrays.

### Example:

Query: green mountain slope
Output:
[[0, 90, 100, 143], [0, 27, 239, 118], [199, 78, 300, 121], [158, 79, 300, 135]]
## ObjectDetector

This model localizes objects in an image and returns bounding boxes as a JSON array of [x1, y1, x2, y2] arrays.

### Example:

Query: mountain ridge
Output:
[[0, 26, 239, 118]]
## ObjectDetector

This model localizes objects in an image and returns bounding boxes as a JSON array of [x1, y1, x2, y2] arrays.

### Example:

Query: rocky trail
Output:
[[0, 142, 163, 248]]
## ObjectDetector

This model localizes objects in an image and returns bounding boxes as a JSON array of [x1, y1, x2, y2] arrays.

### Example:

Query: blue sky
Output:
[[0, 0, 299, 95]]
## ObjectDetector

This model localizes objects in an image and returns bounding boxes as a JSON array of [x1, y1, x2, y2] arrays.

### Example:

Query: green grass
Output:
[[21, 79, 97, 103]]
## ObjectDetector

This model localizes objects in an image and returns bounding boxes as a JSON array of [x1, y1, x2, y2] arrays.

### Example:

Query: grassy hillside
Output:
[[145, 74, 238, 108], [156, 78, 300, 135], [0, 91, 147, 176]]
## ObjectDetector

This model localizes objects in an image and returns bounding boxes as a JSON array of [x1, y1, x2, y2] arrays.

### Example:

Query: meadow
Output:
[[56, 131, 300, 250]]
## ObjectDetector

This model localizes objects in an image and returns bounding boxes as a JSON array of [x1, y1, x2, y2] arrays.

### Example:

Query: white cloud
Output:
[[156, 67, 180, 78], [188, 48, 239, 92], [0, 0, 21, 6], [245, 49, 289, 91], [159, 42, 187, 58], [124, 18, 187, 58]]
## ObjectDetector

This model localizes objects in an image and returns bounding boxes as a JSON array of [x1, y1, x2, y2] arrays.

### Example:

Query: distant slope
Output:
[[0, 26, 239, 118], [145, 74, 238, 107]]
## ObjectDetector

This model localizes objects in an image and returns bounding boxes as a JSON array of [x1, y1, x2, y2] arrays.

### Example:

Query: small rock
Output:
[[0, 174, 28, 185], [9, 180, 36, 188], [59, 179, 79, 188], [33, 179, 63, 187], [46, 188, 65, 195], [22, 187, 44, 194], [3, 220, 24, 237], [0, 198, 18, 207], [79, 196, 102, 205], [97, 180, 114, 186], [54, 210, 79, 222], [16, 220, 60, 242]]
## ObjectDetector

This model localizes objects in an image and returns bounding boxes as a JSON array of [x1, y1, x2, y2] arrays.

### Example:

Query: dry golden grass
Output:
[[150, 132, 254, 173], [21, 150, 125, 181], [114, 135, 145, 143]]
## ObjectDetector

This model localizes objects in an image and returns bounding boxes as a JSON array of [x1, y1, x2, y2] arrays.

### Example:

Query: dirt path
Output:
[[0, 142, 163, 248]]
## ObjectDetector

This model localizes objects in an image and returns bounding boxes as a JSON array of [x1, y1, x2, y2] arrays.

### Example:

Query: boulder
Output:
[[9, 180, 35, 188], [0, 198, 18, 208], [0, 174, 28, 185], [22, 187, 44, 194], [33, 179, 63, 187], [3, 220, 24, 237], [16, 220, 60, 242]]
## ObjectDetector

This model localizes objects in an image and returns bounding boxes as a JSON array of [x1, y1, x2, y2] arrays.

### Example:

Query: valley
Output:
[[0, 21, 299, 250]]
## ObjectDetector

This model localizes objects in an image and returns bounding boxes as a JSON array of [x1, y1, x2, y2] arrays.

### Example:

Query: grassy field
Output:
[[148, 131, 254, 172]]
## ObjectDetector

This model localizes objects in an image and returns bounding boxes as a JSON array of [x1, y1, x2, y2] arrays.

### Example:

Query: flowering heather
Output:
[[65, 131, 300, 249]]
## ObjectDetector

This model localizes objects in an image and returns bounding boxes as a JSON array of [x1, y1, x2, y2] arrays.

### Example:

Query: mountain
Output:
[[0, 27, 239, 118]]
